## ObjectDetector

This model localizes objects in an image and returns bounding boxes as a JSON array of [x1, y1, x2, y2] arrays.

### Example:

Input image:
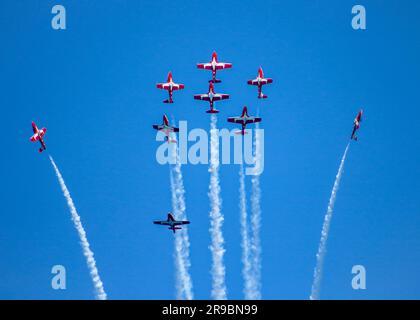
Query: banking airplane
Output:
[[351, 109, 363, 141], [153, 213, 190, 234], [29, 121, 47, 153], [152, 114, 179, 143], [197, 51, 232, 83], [194, 82, 229, 113], [227, 106, 262, 135], [156, 71, 185, 103], [247, 67, 273, 99]]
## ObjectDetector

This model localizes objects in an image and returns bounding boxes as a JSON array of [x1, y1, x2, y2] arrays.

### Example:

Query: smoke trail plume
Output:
[[249, 124, 262, 300], [310, 143, 350, 300], [239, 163, 253, 299], [208, 114, 227, 300], [169, 168, 185, 299], [169, 139, 194, 300], [49, 155, 107, 300]]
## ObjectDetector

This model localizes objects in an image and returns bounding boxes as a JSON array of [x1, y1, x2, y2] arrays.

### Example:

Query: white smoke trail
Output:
[[310, 143, 350, 300], [249, 124, 262, 300], [239, 163, 253, 299], [169, 168, 188, 300], [49, 155, 107, 300], [208, 114, 227, 300], [169, 168, 185, 299], [169, 139, 194, 300], [173, 158, 194, 300]]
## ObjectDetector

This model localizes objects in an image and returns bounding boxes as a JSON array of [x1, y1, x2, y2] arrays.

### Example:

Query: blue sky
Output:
[[0, 0, 419, 299]]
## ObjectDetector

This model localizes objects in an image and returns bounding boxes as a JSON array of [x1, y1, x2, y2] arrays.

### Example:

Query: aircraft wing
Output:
[[32, 122, 38, 134], [173, 221, 190, 226], [156, 83, 170, 90], [153, 125, 179, 133], [227, 117, 244, 124], [171, 84, 185, 90], [246, 117, 262, 124], [215, 62, 232, 70], [153, 220, 170, 226], [247, 78, 273, 85], [213, 94, 229, 101], [197, 63, 212, 70], [194, 94, 210, 101], [165, 126, 180, 133], [30, 134, 39, 142]]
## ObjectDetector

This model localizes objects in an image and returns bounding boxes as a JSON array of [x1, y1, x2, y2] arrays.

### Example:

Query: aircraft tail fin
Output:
[[163, 114, 169, 126], [170, 226, 182, 233], [258, 92, 268, 99], [241, 106, 249, 117]]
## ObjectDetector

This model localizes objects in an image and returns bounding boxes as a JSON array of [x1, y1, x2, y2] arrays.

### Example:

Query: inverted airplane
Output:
[[194, 82, 229, 113], [197, 51, 232, 83], [247, 67, 273, 99], [351, 109, 363, 141], [227, 106, 262, 135], [153, 213, 190, 234], [156, 71, 185, 103], [30, 121, 47, 153], [153, 114, 179, 143]]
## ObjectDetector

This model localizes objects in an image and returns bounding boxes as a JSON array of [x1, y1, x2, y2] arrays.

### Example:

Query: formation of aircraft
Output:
[[152, 114, 179, 143], [197, 51, 232, 83], [193, 82, 230, 113], [227, 106, 262, 135], [351, 109, 363, 141], [153, 213, 190, 233], [29, 121, 47, 153], [156, 71, 185, 103], [247, 67, 273, 99], [30, 51, 364, 237]]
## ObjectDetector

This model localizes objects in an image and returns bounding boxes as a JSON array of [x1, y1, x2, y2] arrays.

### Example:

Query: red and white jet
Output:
[[351, 109, 363, 141], [197, 51, 232, 83], [227, 106, 262, 135], [156, 71, 185, 103], [153, 114, 179, 143], [194, 82, 230, 113], [247, 67, 273, 99], [30, 121, 47, 153]]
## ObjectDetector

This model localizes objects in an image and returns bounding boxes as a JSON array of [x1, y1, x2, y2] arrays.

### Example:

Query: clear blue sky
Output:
[[1, 0, 419, 299]]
